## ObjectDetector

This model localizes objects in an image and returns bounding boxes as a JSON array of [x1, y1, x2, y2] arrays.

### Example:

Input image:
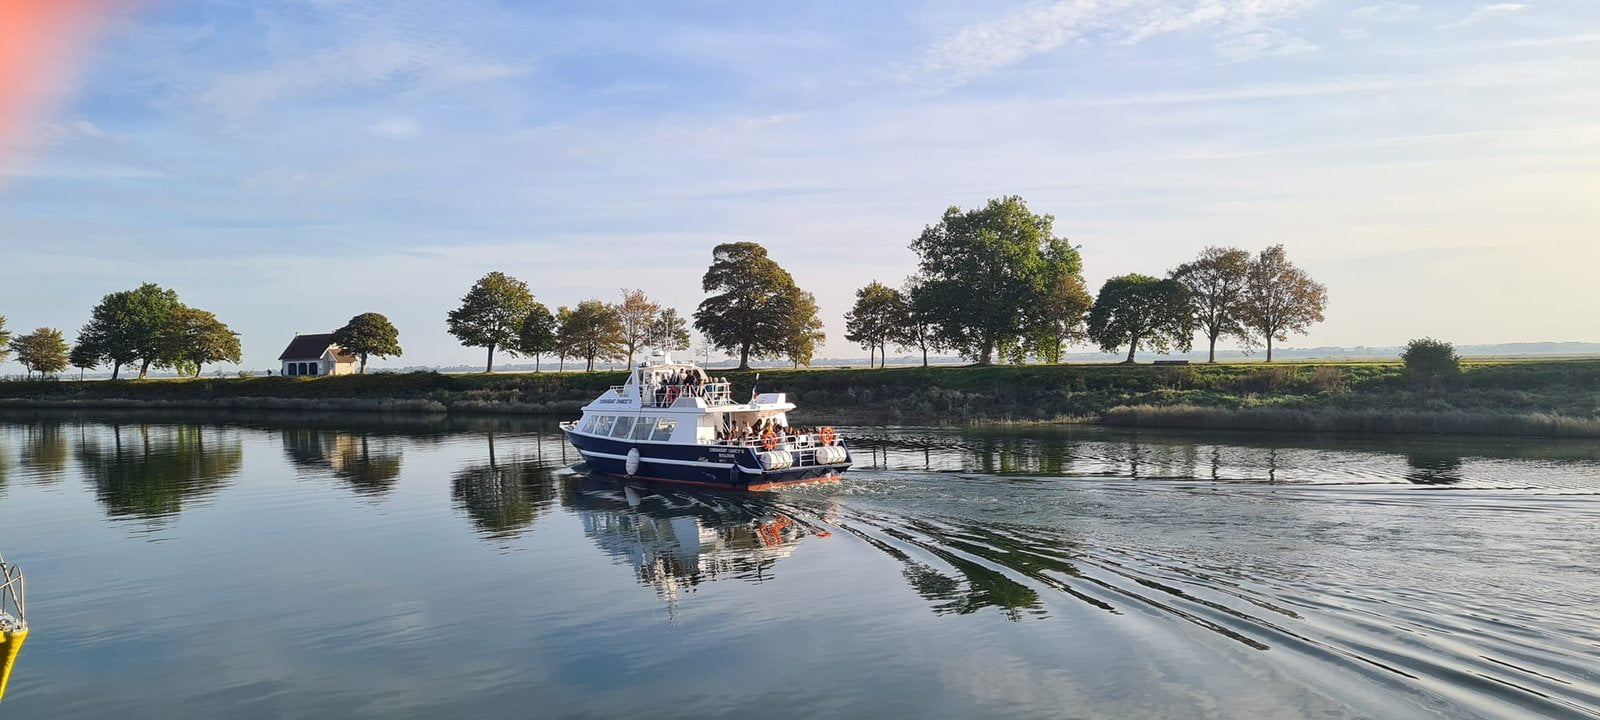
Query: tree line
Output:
[[445, 242, 824, 372], [0, 284, 245, 380], [845, 196, 1328, 366]]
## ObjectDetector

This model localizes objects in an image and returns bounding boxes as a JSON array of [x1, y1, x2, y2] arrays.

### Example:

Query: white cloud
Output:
[[1445, 3, 1528, 28], [920, 0, 1318, 85], [1351, 3, 1419, 23], [369, 117, 420, 139]]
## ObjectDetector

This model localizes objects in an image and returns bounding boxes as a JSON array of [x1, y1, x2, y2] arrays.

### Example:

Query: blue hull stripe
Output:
[[562, 427, 850, 488]]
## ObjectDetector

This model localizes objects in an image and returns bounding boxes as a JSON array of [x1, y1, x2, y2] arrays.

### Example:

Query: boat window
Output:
[[611, 416, 635, 438], [650, 419, 677, 441], [579, 416, 597, 433], [591, 415, 615, 436], [630, 417, 657, 440]]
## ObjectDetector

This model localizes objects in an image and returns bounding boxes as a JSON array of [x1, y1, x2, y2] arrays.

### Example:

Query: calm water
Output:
[[1, 410, 1598, 719]]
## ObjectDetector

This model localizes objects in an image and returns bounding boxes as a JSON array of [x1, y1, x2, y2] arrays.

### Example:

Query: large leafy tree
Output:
[[514, 302, 557, 372], [1086, 275, 1194, 363], [161, 306, 242, 377], [780, 287, 826, 369], [1242, 245, 1328, 362], [909, 196, 1082, 364], [447, 271, 537, 372], [1025, 269, 1093, 364], [552, 305, 575, 372], [1172, 246, 1252, 363], [844, 281, 909, 369], [10, 327, 70, 378], [693, 242, 813, 370], [647, 308, 691, 354], [613, 289, 661, 367], [333, 312, 402, 374], [898, 278, 943, 368], [80, 283, 182, 379], [564, 299, 625, 372], [69, 339, 100, 380]]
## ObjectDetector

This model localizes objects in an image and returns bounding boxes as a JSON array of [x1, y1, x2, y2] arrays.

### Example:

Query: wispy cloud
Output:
[[1351, 3, 1420, 23], [368, 117, 419, 139], [1444, 3, 1529, 29], [920, 0, 1317, 86]]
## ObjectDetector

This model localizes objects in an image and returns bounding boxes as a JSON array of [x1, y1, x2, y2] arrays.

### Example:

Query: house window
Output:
[[307, 362, 318, 376]]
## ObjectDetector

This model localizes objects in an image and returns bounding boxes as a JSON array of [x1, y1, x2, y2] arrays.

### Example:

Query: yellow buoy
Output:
[[0, 553, 25, 703], [0, 627, 26, 701]]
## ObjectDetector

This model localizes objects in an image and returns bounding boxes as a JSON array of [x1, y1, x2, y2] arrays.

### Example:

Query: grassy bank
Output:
[[1, 359, 1597, 437]]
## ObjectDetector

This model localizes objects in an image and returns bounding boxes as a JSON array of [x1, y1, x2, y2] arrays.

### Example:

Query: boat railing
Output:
[[0, 553, 23, 631], [640, 381, 736, 408], [712, 432, 838, 450]]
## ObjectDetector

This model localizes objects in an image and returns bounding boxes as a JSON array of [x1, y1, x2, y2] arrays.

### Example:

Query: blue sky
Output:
[[1, 0, 1597, 371]]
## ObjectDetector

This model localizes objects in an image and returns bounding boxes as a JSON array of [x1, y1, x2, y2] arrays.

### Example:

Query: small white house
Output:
[[277, 332, 357, 377]]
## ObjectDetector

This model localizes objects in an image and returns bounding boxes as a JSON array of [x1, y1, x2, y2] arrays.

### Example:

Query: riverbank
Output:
[[1, 359, 1597, 437]]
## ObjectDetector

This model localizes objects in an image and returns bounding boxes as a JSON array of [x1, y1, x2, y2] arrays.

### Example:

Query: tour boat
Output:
[[559, 352, 852, 490]]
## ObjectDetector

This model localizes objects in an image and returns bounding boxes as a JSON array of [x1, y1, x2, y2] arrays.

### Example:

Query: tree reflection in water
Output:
[[1405, 451, 1465, 485], [281, 429, 404, 496], [74, 424, 243, 521], [21, 423, 68, 483], [450, 433, 559, 540]]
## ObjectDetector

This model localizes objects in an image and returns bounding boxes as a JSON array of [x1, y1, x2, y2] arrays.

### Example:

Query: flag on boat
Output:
[[750, 373, 760, 401]]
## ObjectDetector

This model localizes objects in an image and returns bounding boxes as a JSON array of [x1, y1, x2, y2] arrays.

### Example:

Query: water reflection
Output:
[[562, 476, 824, 606], [74, 424, 243, 521], [20, 424, 67, 483], [450, 433, 559, 540], [282, 429, 404, 496], [1404, 451, 1465, 485]]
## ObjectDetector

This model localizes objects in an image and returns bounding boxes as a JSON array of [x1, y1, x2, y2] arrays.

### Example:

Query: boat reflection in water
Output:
[[562, 475, 829, 606]]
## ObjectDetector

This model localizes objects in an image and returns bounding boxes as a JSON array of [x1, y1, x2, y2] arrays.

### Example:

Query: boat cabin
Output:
[[573, 353, 815, 448]]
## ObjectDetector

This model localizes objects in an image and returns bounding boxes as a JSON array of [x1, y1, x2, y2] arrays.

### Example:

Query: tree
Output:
[[159, 306, 242, 378], [10, 327, 70, 378], [1402, 338, 1460, 377], [780, 287, 826, 369], [552, 306, 575, 372], [613, 289, 662, 368], [844, 281, 908, 369], [69, 339, 99, 380], [693, 242, 813, 370], [332, 312, 402, 374], [1086, 275, 1194, 363], [1172, 246, 1252, 363], [0, 316, 10, 365], [1242, 245, 1328, 362], [80, 283, 183, 379], [647, 308, 691, 354], [514, 303, 557, 372], [1025, 271, 1093, 364], [909, 196, 1083, 364], [446, 271, 537, 372], [898, 278, 942, 368], [564, 299, 625, 372]]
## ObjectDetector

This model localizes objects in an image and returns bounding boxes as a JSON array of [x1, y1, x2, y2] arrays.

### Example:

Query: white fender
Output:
[[625, 448, 640, 476]]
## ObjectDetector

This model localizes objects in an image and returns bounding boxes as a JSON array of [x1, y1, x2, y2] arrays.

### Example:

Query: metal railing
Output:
[[0, 553, 23, 631], [640, 382, 736, 408]]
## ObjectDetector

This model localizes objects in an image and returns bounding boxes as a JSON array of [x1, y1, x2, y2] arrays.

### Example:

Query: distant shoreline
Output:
[[1, 359, 1596, 439]]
